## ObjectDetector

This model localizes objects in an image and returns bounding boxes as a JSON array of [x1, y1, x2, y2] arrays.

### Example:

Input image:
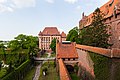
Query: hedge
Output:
[[89, 52, 110, 80], [2, 59, 32, 80]]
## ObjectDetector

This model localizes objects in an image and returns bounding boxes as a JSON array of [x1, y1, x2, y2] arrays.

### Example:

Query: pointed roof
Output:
[[61, 32, 66, 38], [39, 27, 60, 36]]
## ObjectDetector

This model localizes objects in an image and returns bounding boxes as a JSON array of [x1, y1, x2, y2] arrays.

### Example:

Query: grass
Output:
[[50, 53, 56, 57], [39, 61, 59, 80], [70, 73, 79, 80], [0, 68, 7, 79], [23, 66, 36, 80], [41, 53, 48, 58]]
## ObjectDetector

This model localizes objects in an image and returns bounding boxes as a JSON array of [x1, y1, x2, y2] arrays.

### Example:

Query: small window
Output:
[[63, 58, 65, 61], [115, 14, 117, 18], [68, 58, 70, 61], [109, 17, 111, 21]]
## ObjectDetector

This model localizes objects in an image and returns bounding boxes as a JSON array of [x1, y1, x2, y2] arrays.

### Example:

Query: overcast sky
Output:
[[0, 0, 109, 41]]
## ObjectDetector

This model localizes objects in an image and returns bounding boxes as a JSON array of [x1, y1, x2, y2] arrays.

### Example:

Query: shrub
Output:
[[2, 59, 31, 80]]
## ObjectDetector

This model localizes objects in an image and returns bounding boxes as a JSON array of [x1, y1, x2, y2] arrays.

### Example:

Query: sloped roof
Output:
[[61, 32, 66, 38], [57, 42, 78, 58], [39, 27, 60, 36]]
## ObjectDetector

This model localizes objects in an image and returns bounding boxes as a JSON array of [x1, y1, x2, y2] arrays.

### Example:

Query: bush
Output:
[[74, 64, 79, 73], [2, 59, 31, 80]]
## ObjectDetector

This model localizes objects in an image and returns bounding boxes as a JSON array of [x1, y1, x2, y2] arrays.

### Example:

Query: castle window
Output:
[[63, 58, 65, 61], [68, 58, 70, 61], [115, 14, 117, 18]]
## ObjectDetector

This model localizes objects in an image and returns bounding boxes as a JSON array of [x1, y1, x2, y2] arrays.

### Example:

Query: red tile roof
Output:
[[39, 27, 60, 36], [80, 0, 120, 28], [57, 42, 78, 58], [58, 59, 72, 80], [61, 32, 66, 38]]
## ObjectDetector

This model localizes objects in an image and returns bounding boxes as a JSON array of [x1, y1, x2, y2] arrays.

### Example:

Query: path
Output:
[[34, 57, 55, 61], [33, 64, 41, 80]]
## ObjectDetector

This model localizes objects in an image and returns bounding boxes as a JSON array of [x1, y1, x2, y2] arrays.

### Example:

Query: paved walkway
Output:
[[34, 57, 55, 61], [33, 64, 41, 80], [33, 53, 51, 80]]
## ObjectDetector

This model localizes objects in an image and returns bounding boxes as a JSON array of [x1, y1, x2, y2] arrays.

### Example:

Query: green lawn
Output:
[[39, 61, 59, 80], [70, 73, 79, 80], [0, 68, 7, 79], [50, 53, 56, 57], [23, 66, 36, 80], [41, 53, 48, 58]]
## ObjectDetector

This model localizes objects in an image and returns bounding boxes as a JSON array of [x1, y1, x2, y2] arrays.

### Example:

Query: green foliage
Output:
[[70, 73, 79, 80], [40, 53, 48, 58], [0, 53, 28, 67], [8, 61, 13, 73], [0, 61, 1, 70], [89, 52, 110, 80], [50, 38, 56, 52], [0, 68, 7, 78], [0, 34, 38, 79], [39, 61, 59, 80], [8, 34, 39, 57], [74, 64, 79, 73], [8, 40, 20, 51], [23, 66, 36, 80], [66, 27, 81, 44], [0, 53, 28, 79], [0, 41, 6, 62], [50, 52, 56, 57], [2, 59, 31, 80], [42, 66, 48, 74]]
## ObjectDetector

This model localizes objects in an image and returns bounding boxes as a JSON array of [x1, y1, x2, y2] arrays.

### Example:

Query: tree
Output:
[[8, 61, 13, 73], [0, 41, 6, 62], [50, 38, 56, 52], [0, 61, 2, 71], [66, 27, 81, 44], [80, 8, 111, 48], [8, 34, 39, 62], [24, 36, 39, 57], [8, 34, 38, 51], [8, 40, 20, 51]]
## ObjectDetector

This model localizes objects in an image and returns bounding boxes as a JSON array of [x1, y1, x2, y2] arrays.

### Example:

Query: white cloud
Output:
[[0, 4, 13, 13], [45, 0, 54, 4], [11, 0, 36, 8], [0, 0, 6, 3], [64, 0, 78, 4], [0, 0, 36, 13]]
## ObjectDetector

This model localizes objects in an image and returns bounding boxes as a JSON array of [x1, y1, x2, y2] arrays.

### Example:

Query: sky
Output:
[[0, 0, 109, 41]]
